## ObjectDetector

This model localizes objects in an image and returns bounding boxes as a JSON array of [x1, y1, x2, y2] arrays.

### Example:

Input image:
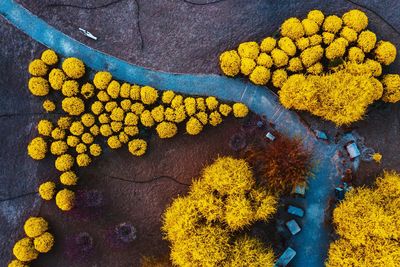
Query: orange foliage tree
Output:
[[243, 135, 313, 194], [326, 171, 400, 266]]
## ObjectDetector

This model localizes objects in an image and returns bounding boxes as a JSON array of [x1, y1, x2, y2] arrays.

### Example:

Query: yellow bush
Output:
[[107, 135, 122, 149], [89, 143, 102, 156], [60, 171, 78, 185], [76, 143, 87, 153], [81, 132, 93, 145], [156, 121, 178, 138], [110, 107, 124, 121], [240, 58, 256, 75], [171, 95, 183, 109], [162, 90, 175, 104], [272, 69, 288, 88], [13, 237, 38, 262], [27, 137, 47, 160], [38, 181, 56, 201], [93, 71, 112, 89], [107, 80, 120, 99], [62, 97, 85, 116], [296, 37, 310, 51], [307, 10, 324, 26], [357, 30, 376, 53], [125, 112, 139, 126], [307, 62, 323, 75], [55, 188, 75, 211], [205, 96, 219, 111], [184, 97, 196, 116], [174, 106, 187, 123], [278, 37, 297, 56], [348, 47, 365, 63], [322, 32, 335, 45], [124, 125, 139, 136], [50, 140, 68, 155], [300, 45, 324, 67], [219, 50, 241, 77], [33, 232, 54, 253], [51, 127, 65, 140], [228, 236, 275, 266], [48, 68, 66, 90], [287, 57, 303, 72], [128, 139, 147, 156], [62, 57, 85, 79], [66, 135, 80, 147], [196, 111, 208, 125], [8, 259, 28, 267], [120, 83, 131, 98], [41, 49, 58, 65], [111, 120, 123, 132], [260, 37, 276, 53], [69, 121, 84, 136], [186, 117, 203, 135], [249, 66, 271, 85], [43, 99, 56, 112], [342, 9, 368, 32], [97, 90, 110, 102], [119, 132, 129, 143], [323, 15, 343, 33], [326, 171, 400, 266], [309, 34, 322, 46], [365, 59, 382, 77], [76, 153, 91, 167], [219, 104, 232, 116], [140, 86, 158, 105], [340, 26, 358, 42], [209, 111, 222, 126], [80, 113, 95, 128], [372, 152, 382, 163], [382, 74, 400, 103], [55, 154, 74, 172], [120, 99, 132, 111], [151, 105, 165, 122], [232, 103, 249, 118], [61, 80, 79, 97], [238, 41, 259, 59], [28, 59, 48, 76], [98, 113, 110, 124], [302, 18, 319, 36], [105, 101, 117, 112], [374, 41, 397, 65], [196, 97, 206, 111], [325, 39, 347, 60], [256, 53, 273, 67], [140, 110, 155, 127], [281, 17, 305, 40], [57, 116, 72, 130], [91, 101, 103, 115], [37, 119, 53, 136], [271, 48, 289, 67], [24, 217, 48, 238], [28, 77, 49, 96], [130, 84, 141, 100], [90, 125, 99, 136]]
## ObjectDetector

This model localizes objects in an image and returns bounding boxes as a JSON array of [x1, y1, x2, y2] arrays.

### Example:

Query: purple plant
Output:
[[64, 232, 94, 262], [229, 133, 247, 152], [115, 222, 137, 243]]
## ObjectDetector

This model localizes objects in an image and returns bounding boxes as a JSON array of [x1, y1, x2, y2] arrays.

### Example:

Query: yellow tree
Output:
[[326, 171, 400, 266], [162, 157, 277, 267]]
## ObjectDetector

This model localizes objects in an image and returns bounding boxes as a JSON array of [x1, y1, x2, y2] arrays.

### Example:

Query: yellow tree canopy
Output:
[[326, 171, 400, 266], [162, 157, 277, 267]]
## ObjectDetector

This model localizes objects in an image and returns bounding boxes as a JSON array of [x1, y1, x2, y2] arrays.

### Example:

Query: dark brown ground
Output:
[[32, 116, 246, 267]]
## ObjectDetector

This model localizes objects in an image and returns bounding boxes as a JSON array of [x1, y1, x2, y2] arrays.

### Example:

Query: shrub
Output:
[[27, 137, 47, 160], [162, 157, 277, 267], [326, 171, 400, 266], [51, 127, 66, 140], [55, 189, 75, 211], [69, 121, 84, 136], [93, 71, 112, 89], [13, 237, 38, 262], [140, 110, 155, 127], [382, 74, 400, 103], [238, 41, 259, 59], [128, 139, 147, 156], [162, 90, 175, 104], [209, 111, 222, 126], [271, 48, 288, 67], [300, 45, 323, 67], [186, 117, 203, 135], [107, 80, 120, 99], [272, 69, 288, 88], [38, 181, 56, 200], [124, 126, 139, 136], [28, 77, 49, 96], [61, 80, 79, 97], [24, 217, 48, 238], [89, 144, 102, 157], [50, 140, 68, 155], [62, 97, 85, 116], [55, 154, 74, 172], [232, 103, 249, 118], [323, 15, 343, 33], [120, 83, 131, 98], [48, 68, 66, 90], [184, 97, 196, 116], [110, 107, 124, 121], [80, 83, 95, 99], [151, 105, 165, 122], [260, 37, 276, 53], [62, 57, 85, 79], [140, 86, 158, 105], [107, 135, 122, 149], [42, 99, 56, 112], [342, 9, 368, 32], [219, 50, 241, 77], [76, 153, 91, 167], [256, 53, 273, 68], [281, 17, 304, 40], [171, 95, 183, 108], [374, 40, 397, 65], [249, 66, 270, 85], [28, 59, 48, 76], [243, 135, 312, 194], [33, 232, 54, 253], [130, 84, 141, 100], [156, 121, 178, 138], [357, 30, 376, 53], [37, 119, 53, 136], [8, 259, 28, 267], [307, 10, 324, 26], [340, 26, 358, 42], [66, 135, 80, 147], [302, 18, 319, 36], [219, 104, 232, 116], [60, 171, 78, 186], [41, 49, 58, 65], [240, 58, 256, 75]]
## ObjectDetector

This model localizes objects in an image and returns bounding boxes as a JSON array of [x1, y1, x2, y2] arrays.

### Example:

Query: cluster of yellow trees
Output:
[[26, 50, 249, 212], [162, 157, 277, 266], [219, 9, 400, 125], [326, 171, 400, 266]]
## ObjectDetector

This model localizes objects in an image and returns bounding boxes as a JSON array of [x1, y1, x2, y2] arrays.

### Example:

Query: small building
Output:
[[315, 130, 328, 140], [291, 182, 306, 197], [265, 132, 276, 141], [345, 142, 360, 159], [286, 219, 301, 235], [274, 247, 296, 267], [287, 205, 304, 218]]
